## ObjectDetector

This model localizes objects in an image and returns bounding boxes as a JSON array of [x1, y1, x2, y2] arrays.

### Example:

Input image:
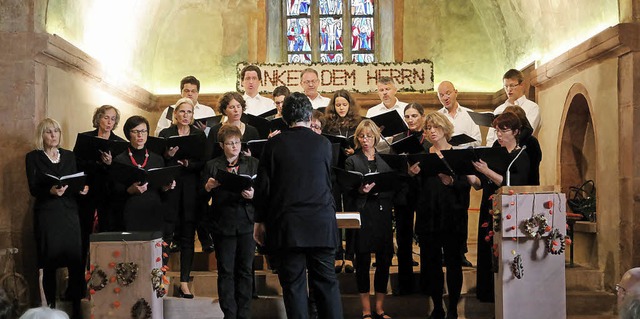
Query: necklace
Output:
[[44, 149, 60, 163], [128, 148, 149, 168]]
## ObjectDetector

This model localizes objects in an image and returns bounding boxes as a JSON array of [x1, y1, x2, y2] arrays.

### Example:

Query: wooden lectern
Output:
[[493, 186, 567, 319]]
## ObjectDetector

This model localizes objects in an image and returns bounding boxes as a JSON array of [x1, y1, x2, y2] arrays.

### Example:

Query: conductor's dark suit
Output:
[[255, 126, 343, 319]]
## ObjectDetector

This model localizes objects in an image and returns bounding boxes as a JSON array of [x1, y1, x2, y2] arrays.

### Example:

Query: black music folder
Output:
[[242, 113, 271, 139], [145, 135, 206, 160], [165, 106, 174, 121], [322, 133, 355, 148], [440, 147, 510, 176], [468, 111, 497, 127], [257, 108, 278, 118], [333, 167, 398, 193], [73, 134, 129, 161], [43, 172, 87, 194], [214, 169, 256, 193], [379, 153, 451, 176], [368, 111, 408, 137], [110, 162, 181, 190], [449, 133, 477, 146], [389, 134, 425, 154], [317, 106, 327, 114], [269, 117, 288, 132], [242, 139, 268, 158], [194, 115, 221, 127]]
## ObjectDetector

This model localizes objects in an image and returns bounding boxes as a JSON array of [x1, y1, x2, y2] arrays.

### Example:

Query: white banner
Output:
[[237, 60, 434, 94]]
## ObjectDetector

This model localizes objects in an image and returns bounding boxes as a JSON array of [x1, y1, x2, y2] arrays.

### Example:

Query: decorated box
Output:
[[88, 232, 167, 319], [492, 186, 567, 319]]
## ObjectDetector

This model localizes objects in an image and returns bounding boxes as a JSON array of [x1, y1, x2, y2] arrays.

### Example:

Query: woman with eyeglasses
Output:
[[344, 119, 395, 319], [112, 115, 175, 233], [25, 118, 89, 318], [202, 124, 259, 319], [467, 112, 530, 304], [205, 92, 261, 161], [323, 89, 362, 274], [158, 98, 207, 298], [409, 112, 471, 319]]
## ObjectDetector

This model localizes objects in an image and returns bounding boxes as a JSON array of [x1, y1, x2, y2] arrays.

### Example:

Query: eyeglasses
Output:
[[616, 284, 627, 295], [357, 134, 375, 140], [224, 141, 241, 146], [302, 79, 318, 85], [130, 129, 148, 135], [310, 124, 322, 130], [504, 83, 521, 89], [495, 128, 513, 134]]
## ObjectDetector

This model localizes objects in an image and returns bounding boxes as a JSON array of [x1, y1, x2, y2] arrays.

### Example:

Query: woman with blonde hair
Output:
[[344, 119, 395, 319], [25, 118, 88, 319]]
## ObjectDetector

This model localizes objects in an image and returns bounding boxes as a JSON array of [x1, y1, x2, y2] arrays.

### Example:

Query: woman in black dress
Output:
[[205, 92, 261, 160], [323, 89, 362, 273], [345, 119, 394, 319], [75, 105, 125, 269], [159, 98, 207, 298], [25, 118, 88, 318], [202, 125, 259, 319], [112, 116, 174, 232], [468, 112, 530, 303], [411, 112, 471, 319], [391, 102, 430, 294]]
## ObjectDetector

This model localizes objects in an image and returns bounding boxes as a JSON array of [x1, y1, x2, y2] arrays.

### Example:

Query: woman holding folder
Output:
[[112, 115, 174, 233], [205, 92, 261, 160], [202, 124, 258, 319], [468, 112, 530, 303], [410, 112, 471, 319], [344, 119, 395, 319], [323, 89, 362, 273], [25, 118, 88, 318], [75, 105, 125, 272], [159, 98, 207, 298]]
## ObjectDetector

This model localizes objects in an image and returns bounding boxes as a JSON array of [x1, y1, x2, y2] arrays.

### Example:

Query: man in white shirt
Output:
[[300, 68, 330, 109], [436, 80, 479, 268], [154, 75, 216, 136], [437, 81, 481, 149], [485, 69, 541, 146], [365, 76, 408, 119], [241, 65, 276, 116]]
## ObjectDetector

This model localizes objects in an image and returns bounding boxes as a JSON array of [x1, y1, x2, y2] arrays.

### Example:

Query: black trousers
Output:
[[214, 232, 256, 319], [275, 247, 343, 319], [355, 251, 392, 294], [394, 204, 415, 290], [43, 264, 84, 316], [419, 232, 464, 315]]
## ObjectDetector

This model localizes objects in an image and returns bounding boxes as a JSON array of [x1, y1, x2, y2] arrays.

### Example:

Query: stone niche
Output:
[[559, 84, 597, 267]]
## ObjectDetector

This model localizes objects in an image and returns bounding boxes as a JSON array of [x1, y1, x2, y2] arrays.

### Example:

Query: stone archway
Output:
[[558, 83, 597, 266]]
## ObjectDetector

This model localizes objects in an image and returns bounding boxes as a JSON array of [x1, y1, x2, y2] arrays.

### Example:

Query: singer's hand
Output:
[[408, 162, 421, 176], [472, 159, 490, 175]]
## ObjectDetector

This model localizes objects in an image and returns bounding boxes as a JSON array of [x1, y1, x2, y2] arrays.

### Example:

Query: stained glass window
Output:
[[285, 0, 376, 64], [351, 0, 374, 63]]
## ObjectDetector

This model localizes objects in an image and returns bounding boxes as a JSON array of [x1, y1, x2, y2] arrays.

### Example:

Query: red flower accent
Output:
[[89, 289, 96, 295], [512, 237, 517, 241], [162, 241, 169, 247], [155, 242, 162, 247], [484, 236, 491, 242], [565, 238, 573, 245], [162, 276, 170, 284], [544, 200, 554, 209], [90, 264, 96, 272], [488, 231, 495, 237], [493, 244, 498, 249], [162, 252, 168, 258], [112, 251, 121, 258], [510, 202, 515, 206], [506, 214, 512, 219], [545, 226, 552, 232], [114, 287, 121, 294], [493, 251, 499, 257], [85, 273, 92, 281], [481, 222, 489, 228], [156, 257, 161, 262], [108, 262, 116, 268], [113, 301, 121, 308], [110, 276, 116, 283], [508, 189, 515, 195]]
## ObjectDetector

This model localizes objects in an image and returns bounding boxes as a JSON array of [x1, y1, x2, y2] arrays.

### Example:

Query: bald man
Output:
[[618, 268, 640, 318], [437, 81, 481, 149]]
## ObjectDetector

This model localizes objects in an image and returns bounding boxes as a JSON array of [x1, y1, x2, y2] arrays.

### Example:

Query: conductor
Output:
[[253, 92, 343, 319]]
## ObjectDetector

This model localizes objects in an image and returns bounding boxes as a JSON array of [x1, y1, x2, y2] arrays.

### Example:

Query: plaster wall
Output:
[[46, 66, 160, 149], [402, 0, 618, 91], [536, 58, 619, 272]]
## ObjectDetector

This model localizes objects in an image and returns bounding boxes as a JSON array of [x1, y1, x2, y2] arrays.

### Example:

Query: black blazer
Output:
[[201, 155, 259, 236], [254, 127, 338, 251]]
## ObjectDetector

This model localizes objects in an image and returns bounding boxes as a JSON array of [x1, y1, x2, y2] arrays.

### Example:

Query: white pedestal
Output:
[[493, 187, 567, 319], [89, 232, 165, 319]]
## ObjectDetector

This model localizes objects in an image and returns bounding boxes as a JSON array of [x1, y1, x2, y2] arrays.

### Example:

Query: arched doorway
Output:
[[558, 83, 597, 267]]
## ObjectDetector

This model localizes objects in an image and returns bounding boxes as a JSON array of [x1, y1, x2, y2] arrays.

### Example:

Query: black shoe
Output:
[[344, 260, 354, 273], [169, 242, 180, 253], [412, 259, 419, 266], [334, 260, 344, 273], [461, 256, 473, 267], [202, 243, 215, 253], [175, 285, 194, 299]]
